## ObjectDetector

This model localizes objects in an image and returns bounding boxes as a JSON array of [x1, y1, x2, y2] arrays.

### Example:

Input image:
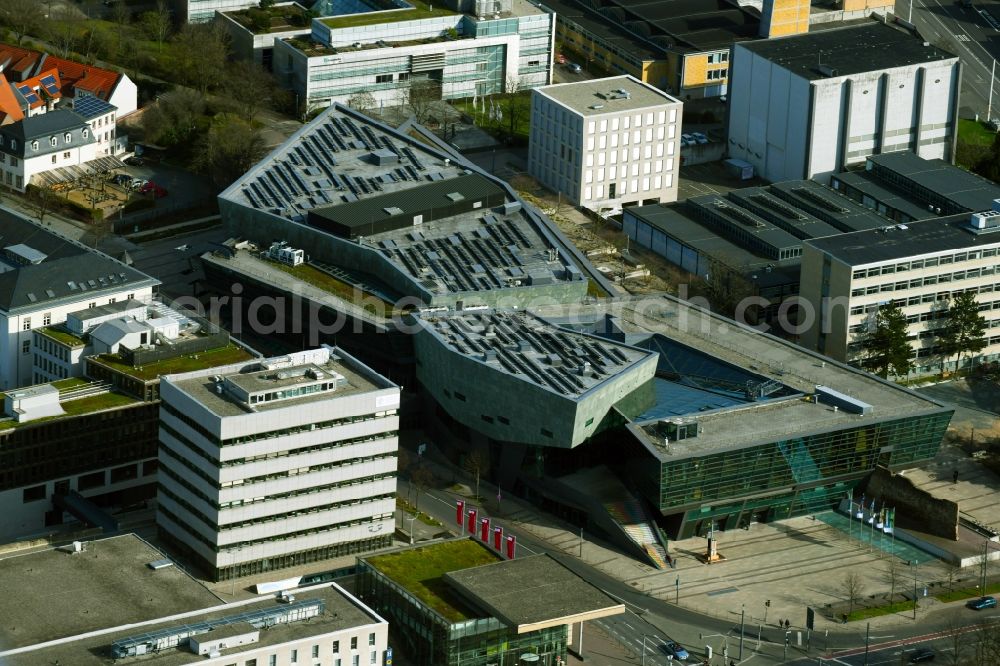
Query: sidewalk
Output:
[[403, 434, 958, 639]]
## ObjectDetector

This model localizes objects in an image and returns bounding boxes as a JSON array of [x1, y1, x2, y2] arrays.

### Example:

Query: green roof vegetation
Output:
[[268, 262, 402, 316], [321, 0, 457, 29], [38, 326, 86, 347], [0, 390, 139, 431], [285, 37, 338, 56], [91, 344, 255, 381], [227, 3, 313, 34], [53, 377, 89, 392], [367, 540, 501, 622]]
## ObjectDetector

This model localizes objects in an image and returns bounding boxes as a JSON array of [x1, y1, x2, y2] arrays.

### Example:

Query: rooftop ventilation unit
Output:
[[817, 65, 838, 77], [590, 104, 604, 110], [970, 210, 1000, 229]]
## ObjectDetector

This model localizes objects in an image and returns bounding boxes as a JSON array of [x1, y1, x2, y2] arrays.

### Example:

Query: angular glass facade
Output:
[[641, 411, 952, 538], [357, 560, 568, 666]]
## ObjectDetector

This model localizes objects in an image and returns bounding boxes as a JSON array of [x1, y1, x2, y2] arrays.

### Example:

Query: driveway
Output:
[[113, 161, 216, 210]]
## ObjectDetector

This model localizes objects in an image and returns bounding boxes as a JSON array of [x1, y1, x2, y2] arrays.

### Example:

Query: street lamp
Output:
[[739, 604, 745, 660], [406, 513, 417, 545]]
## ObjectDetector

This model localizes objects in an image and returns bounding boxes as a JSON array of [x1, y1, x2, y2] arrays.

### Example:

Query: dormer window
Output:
[[82, 129, 88, 139], [49, 136, 57, 147], [64, 133, 71, 143], [31, 141, 38, 151], [10, 139, 16, 150]]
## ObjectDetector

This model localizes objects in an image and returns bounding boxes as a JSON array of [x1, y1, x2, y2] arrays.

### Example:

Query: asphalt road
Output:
[[907, 0, 1000, 118]]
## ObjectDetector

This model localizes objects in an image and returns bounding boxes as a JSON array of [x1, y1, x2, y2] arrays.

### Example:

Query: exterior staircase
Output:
[[605, 498, 671, 569]]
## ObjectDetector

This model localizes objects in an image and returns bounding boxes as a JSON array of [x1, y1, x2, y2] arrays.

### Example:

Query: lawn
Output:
[[38, 326, 87, 348], [934, 582, 1000, 603], [958, 119, 997, 148], [366, 540, 501, 621], [452, 91, 532, 143], [845, 600, 918, 622], [227, 4, 312, 33], [270, 262, 399, 316], [0, 390, 138, 431], [92, 343, 254, 380], [321, 0, 456, 29]]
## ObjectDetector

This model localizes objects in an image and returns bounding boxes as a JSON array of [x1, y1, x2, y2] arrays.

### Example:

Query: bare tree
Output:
[[0, 0, 45, 45], [410, 465, 434, 514], [110, 1, 132, 54], [842, 571, 865, 617], [462, 449, 489, 501], [26, 184, 59, 225], [974, 620, 1000, 666], [46, 7, 81, 57], [404, 78, 439, 125], [348, 91, 376, 116], [884, 558, 900, 602], [224, 61, 276, 124], [500, 75, 526, 140], [142, 88, 206, 146]]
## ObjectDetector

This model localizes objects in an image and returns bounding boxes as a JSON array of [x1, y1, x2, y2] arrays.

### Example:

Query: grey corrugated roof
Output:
[[0, 109, 88, 141], [866, 152, 1000, 213], [0, 212, 158, 312]]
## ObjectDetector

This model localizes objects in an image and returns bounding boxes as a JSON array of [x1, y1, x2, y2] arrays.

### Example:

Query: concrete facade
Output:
[[528, 75, 682, 215], [800, 215, 1000, 374], [157, 346, 400, 581], [727, 22, 961, 183]]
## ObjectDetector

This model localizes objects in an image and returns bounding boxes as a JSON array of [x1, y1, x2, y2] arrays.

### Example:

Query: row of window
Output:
[[851, 248, 1000, 279], [851, 273, 1000, 298], [162, 402, 395, 447], [850, 289, 1000, 318]]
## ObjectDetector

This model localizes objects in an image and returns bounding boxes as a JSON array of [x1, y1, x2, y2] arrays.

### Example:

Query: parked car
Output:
[[568, 63, 582, 74], [692, 131, 709, 145], [680, 133, 695, 146], [908, 647, 935, 663], [967, 596, 997, 610], [130, 178, 148, 190], [960, 0, 973, 8], [555, 53, 567, 65], [123, 156, 144, 166], [662, 641, 688, 661], [140, 181, 168, 198], [110, 173, 131, 187]]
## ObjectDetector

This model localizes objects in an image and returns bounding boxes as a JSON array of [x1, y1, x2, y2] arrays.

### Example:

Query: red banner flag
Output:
[[505, 534, 516, 559], [480, 517, 490, 541], [467, 508, 477, 534], [493, 526, 503, 550], [456, 500, 465, 526]]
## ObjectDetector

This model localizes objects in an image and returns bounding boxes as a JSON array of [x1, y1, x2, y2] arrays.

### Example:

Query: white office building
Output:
[[528, 75, 682, 215], [274, 0, 554, 110], [727, 21, 960, 183], [0, 215, 158, 390], [800, 210, 1000, 374], [157, 345, 400, 581]]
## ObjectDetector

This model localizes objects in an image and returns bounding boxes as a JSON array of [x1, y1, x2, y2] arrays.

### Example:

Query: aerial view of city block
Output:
[[0, 0, 998, 663]]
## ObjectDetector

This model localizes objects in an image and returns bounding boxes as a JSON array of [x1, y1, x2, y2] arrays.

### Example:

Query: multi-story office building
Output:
[[0, 380, 158, 542], [727, 21, 960, 183], [0, 534, 389, 666], [0, 213, 158, 390], [358, 538, 624, 666], [528, 75, 682, 215], [157, 345, 401, 581], [273, 0, 554, 109], [800, 209, 1000, 373]]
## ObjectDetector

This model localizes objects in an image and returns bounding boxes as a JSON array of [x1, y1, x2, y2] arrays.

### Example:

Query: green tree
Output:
[[142, 87, 206, 146], [197, 114, 267, 187], [259, 0, 276, 8], [939, 291, 988, 373], [862, 302, 913, 378], [140, 0, 173, 51]]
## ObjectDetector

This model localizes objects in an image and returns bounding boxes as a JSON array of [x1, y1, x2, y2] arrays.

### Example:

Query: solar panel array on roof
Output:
[[426, 311, 645, 397], [39, 74, 59, 95], [17, 85, 39, 105], [72, 94, 116, 120]]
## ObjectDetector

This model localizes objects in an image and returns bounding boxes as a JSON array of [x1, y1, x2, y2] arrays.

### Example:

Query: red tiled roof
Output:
[[0, 73, 25, 125], [39, 54, 121, 101], [0, 44, 43, 81], [15, 68, 62, 110]]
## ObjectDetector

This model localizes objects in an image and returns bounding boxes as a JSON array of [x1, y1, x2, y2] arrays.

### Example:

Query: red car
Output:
[[140, 181, 168, 198], [555, 53, 567, 65]]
